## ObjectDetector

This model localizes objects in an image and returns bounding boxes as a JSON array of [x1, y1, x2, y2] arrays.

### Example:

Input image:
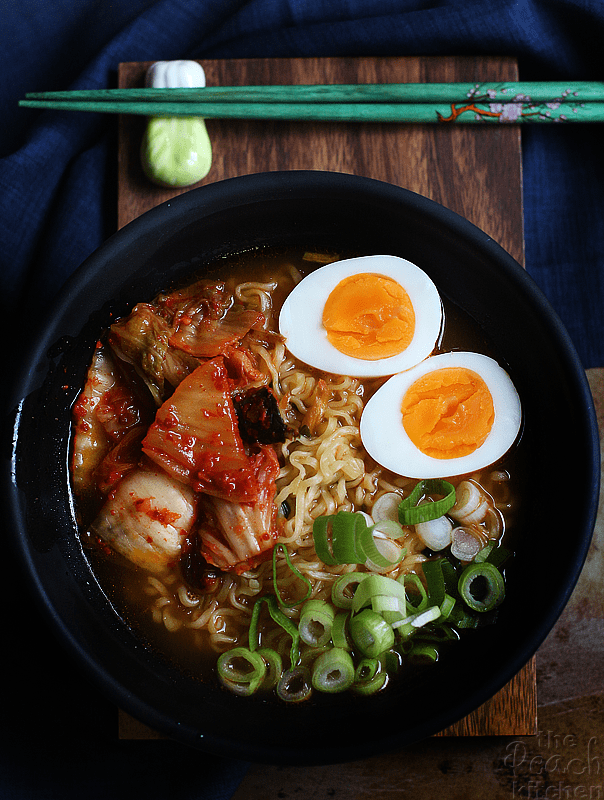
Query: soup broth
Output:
[[72, 246, 523, 697]]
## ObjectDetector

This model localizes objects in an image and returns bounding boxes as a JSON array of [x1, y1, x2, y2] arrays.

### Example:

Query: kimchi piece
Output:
[[72, 344, 151, 510], [159, 278, 265, 358], [196, 445, 281, 574], [108, 302, 200, 406], [142, 356, 275, 504]]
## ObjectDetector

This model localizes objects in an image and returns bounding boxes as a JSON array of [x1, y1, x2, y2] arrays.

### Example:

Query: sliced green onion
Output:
[[312, 516, 338, 565], [312, 510, 408, 571], [277, 665, 313, 703], [331, 572, 367, 609], [473, 544, 512, 569], [440, 558, 460, 593], [249, 595, 301, 666], [398, 572, 429, 613], [449, 605, 480, 629], [359, 520, 405, 571], [473, 543, 495, 563], [398, 479, 456, 525], [351, 573, 408, 617], [299, 645, 331, 666], [422, 558, 458, 606], [258, 648, 283, 689], [414, 515, 453, 551], [217, 647, 267, 696], [349, 608, 395, 658], [391, 604, 440, 631], [458, 562, 505, 612], [408, 643, 439, 664], [439, 593, 457, 620], [381, 648, 404, 675], [352, 670, 388, 695], [371, 492, 404, 522], [311, 647, 355, 693], [312, 511, 367, 565], [355, 657, 380, 683], [371, 593, 406, 618], [421, 559, 446, 606], [371, 519, 406, 538], [392, 620, 415, 640], [331, 611, 351, 650], [411, 605, 441, 627], [299, 599, 335, 647], [415, 625, 460, 642], [450, 526, 483, 562], [331, 511, 367, 563], [272, 543, 312, 608]]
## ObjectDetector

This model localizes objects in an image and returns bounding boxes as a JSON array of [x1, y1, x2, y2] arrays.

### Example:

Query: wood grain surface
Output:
[[116, 55, 536, 741]]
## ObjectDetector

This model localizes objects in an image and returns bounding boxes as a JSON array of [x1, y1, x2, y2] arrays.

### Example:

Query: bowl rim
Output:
[[5, 170, 601, 763]]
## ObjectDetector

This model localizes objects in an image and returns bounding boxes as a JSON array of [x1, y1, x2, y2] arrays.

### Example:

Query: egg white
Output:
[[278, 255, 443, 378], [360, 351, 522, 478]]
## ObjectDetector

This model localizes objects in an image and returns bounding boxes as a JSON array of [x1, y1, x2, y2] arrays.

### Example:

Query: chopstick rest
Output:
[[140, 60, 213, 188]]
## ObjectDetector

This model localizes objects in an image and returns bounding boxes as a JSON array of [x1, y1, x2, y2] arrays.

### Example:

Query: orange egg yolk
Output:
[[322, 273, 415, 361], [401, 367, 495, 459]]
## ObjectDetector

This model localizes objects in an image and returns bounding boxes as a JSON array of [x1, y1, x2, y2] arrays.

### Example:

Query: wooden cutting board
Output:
[[116, 55, 536, 740]]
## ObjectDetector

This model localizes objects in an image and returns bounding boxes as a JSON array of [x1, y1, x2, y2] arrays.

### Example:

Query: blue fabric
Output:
[[3, 0, 604, 368], [2, 1, 604, 797]]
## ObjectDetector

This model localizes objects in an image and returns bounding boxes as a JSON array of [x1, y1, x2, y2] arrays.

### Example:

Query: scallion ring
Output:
[[398, 573, 428, 613], [276, 665, 313, 703], [408, 643, 439, 664], [331, 611, 351, 650], [398, 479, 456, 526], [439, 593, 456, 620], [392, 620, 415, 640], [258, 647, 283, 689], [352, 671, 388, 695], [351, 573, 408, 625], [422, 558, 458, 606], [299, 599, 335, 647], [381, 648, 404, 675], [449, 605, 480, 629], [331, 572, 367, 609], [354, 657, 380, 683], [353, 656, 387, 695], [312, 511, 366, 565], [458, 562, 505, 612], [217, 647, 267, 696], [311, 647, 355, 693], [474, 544, 512, 569], [349, 608, 395, 658], [359, 520, 406, 571], [410, 605, 441, 627]]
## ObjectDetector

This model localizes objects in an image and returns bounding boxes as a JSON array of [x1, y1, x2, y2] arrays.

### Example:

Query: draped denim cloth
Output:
[[2, 1, 603, 798]]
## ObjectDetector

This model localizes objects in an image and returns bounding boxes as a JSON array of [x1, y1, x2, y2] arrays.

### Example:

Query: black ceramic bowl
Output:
[[6, 171, 599, 764]]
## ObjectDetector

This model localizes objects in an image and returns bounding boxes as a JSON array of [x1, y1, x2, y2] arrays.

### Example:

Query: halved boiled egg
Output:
[[360, 351, 522, 478], [278, 255, 442, 377]]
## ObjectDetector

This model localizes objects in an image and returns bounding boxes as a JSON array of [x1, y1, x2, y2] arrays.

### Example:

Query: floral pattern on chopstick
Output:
[[438, 83, 586, 123]]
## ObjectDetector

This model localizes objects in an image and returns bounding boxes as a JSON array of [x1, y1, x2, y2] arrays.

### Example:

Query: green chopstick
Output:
[[18, 98, 604, 123], [19, 81, 604, 123], [22, 81, 604, 104]]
